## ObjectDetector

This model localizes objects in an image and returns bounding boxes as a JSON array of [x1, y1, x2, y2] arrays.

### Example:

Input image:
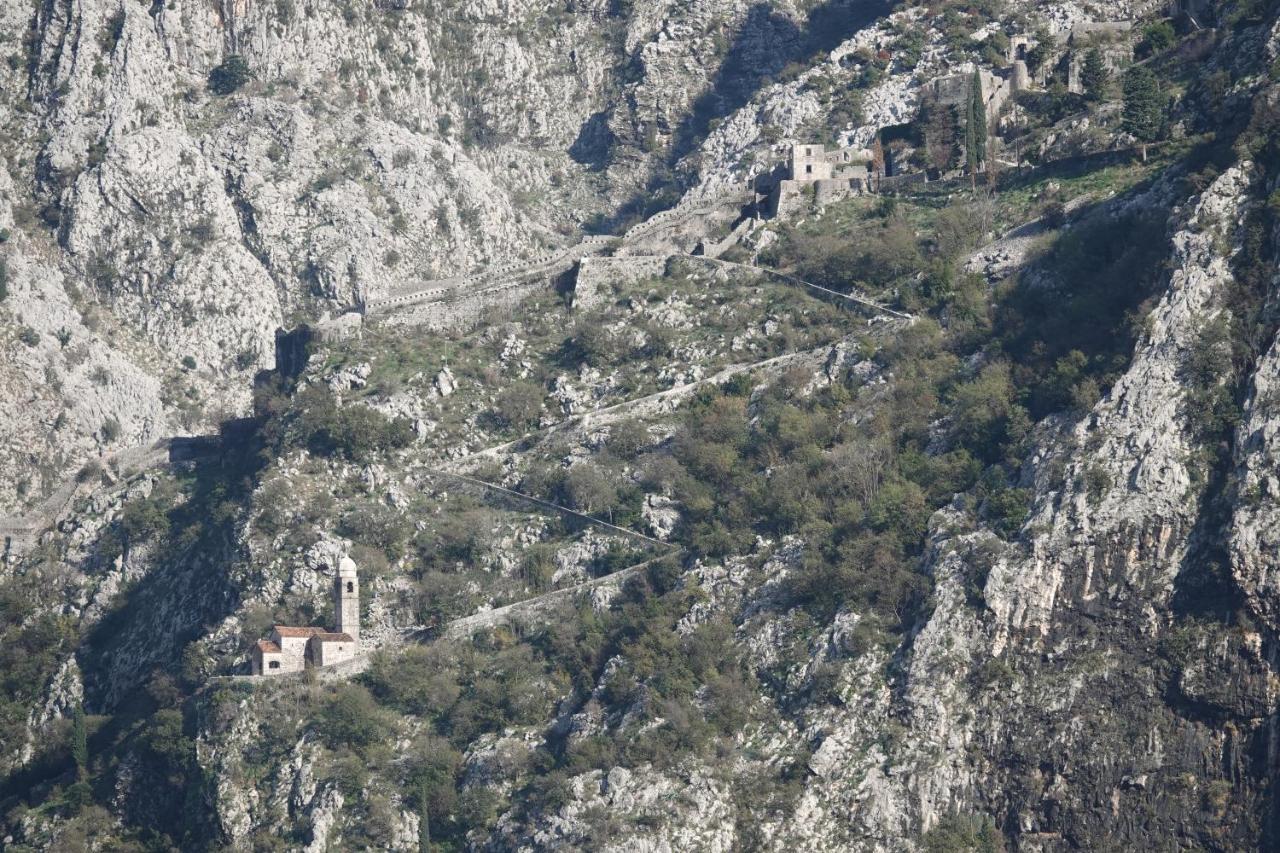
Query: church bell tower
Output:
[[335, 556, 360, 642]]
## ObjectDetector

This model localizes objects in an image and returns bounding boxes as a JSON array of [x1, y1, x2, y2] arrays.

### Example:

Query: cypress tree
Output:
[[966, 68, 987, 185], [964, 92, 976, 177], [971, 68, 987, 159]]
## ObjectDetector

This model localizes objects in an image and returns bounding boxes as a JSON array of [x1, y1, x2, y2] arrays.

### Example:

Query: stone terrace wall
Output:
[[571, 255, 670, 311]]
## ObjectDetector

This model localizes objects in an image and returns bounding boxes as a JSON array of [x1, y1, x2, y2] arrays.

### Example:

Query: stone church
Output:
[[250, 556, 360, 675]]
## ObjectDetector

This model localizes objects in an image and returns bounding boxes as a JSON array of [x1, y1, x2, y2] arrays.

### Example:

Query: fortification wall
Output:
[[813, 178, 863, 207], [879, 171, 929, 192], [699, 217, 758, 259], [381, 277, 550, 331], [771, 180, 812, 218]]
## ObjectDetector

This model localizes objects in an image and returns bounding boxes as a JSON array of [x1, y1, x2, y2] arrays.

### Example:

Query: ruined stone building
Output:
[[771, 143, 875, 214], [250, 556, 360, 675], [1063, 23, 1134, 95], [1007, 20, 1135, 95], [925, 65, 1020, 127], [788, 143, 874, 184]]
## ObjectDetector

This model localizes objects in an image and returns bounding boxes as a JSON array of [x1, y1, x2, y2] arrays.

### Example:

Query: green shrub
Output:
[[264, 386, 413, 462], [119, 494, 171, 544], [1140, 21, 1176, 55], [922, 813, 1003, 852], [607, 419, 649, 459], [338, 504, 412, 559], [562, 463, 618, 515], [982, 486, 1030, 539], [489, 381, 543, 431], [317, 684, 389, 751], [208, 55, 251, 95]]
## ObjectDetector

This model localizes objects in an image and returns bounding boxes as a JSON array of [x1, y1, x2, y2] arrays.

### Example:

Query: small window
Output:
[[806, 164, 813, 174], [268, 661, 280, 670], [346, 581, 354, 593]]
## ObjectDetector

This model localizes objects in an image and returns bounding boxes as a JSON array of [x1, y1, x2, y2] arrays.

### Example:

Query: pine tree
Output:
[[1081, 48, 1109, 102], [1122, 65, 1163, 160], [72, 704, 89, 780]]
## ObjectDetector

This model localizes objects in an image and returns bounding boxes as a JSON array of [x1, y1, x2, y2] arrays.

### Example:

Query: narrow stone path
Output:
[[690, 257, 915, 321], [425, 468, 671, 548]]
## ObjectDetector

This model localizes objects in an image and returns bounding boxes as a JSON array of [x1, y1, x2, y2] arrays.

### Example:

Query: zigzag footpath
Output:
[[0, 438, 183, 560]]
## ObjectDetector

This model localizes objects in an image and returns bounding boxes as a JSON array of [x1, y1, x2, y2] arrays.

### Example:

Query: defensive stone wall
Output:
[[381, 277, 551, 330], [878, 171, 929, 192], [698, 216, 758, 259], [367, 246, 581, 314]]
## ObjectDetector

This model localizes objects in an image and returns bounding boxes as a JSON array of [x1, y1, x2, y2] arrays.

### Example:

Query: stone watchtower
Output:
[[335, 556, 360, 641]]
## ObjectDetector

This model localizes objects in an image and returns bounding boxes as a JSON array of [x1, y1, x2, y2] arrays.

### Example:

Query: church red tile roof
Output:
[[272, 626, 326, 638], [310, 632, 355, 642], [255, 639, 281, 653]]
